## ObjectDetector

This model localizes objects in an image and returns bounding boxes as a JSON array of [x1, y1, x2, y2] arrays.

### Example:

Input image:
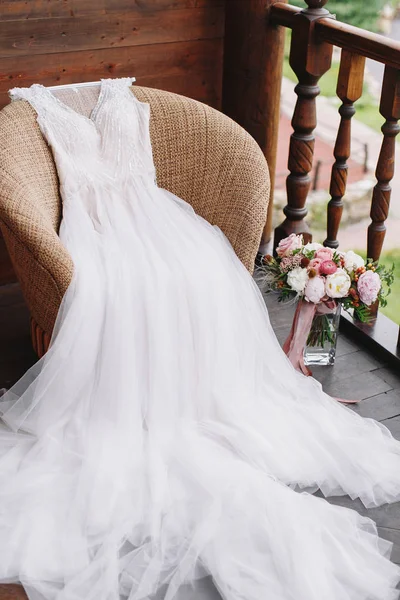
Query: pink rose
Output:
[[304, 276, 325, 303], [357, 270, 381, 306], [276, 234, 303, 257], [308, 258, 322, 274], [319, 260, 338, 275], [315, 247, 334, 262]]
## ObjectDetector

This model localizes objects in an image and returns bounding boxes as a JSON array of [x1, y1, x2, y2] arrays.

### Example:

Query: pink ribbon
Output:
[[283, 299, 359, 404], [283, 300, 316, 377]]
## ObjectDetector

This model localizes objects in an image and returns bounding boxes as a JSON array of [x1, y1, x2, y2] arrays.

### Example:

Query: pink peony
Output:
[[276, 233, 303, 257], [308, 258, 322, 274], [315, 247, 334, 262], [304, 276, 325, 303], [319, 260, 338, 275], [357, 270, 381, 306]]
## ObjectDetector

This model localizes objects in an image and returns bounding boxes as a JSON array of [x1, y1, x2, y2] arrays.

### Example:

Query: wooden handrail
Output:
[[316, 19, 400, 70], [271, 2, 400, 69], [270, 3, 300, 28]]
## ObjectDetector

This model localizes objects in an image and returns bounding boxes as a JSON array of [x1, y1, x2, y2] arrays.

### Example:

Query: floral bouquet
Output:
[[259, 234, 394, 381]]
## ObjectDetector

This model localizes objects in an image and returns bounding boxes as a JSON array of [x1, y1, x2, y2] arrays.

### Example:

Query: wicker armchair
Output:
[[0, 86, 270, 358]]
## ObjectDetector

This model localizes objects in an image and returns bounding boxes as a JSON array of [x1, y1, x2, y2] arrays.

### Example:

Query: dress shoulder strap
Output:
[[10, 84, 45, 104]]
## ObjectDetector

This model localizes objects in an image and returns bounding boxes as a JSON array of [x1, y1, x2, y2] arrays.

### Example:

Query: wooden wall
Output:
[[0, 0, 225, 284], [0, 0, 225, 109]]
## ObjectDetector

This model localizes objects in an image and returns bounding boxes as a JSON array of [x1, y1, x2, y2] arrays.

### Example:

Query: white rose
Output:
[[344, 251, 364, 273], [303, 242, 323, 253], [325, 268, 351, 299], [287, 267, 309, 294]]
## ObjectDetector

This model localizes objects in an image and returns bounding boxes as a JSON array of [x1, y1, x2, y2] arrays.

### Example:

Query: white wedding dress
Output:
[[1, 78, 400, 600]]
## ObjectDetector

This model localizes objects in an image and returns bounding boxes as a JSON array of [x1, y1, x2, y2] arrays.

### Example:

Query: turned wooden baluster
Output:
[[324, 51, 365, 249], [368, 66, 400, 263], [274, 0, 333, 249]]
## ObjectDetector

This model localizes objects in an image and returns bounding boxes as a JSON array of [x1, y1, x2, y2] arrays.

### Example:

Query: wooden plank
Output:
[[270, 2, 300, 28], [316, 16, 400, 71], [0, 7, 224, 57], [0, 234, 15, 285], [0, 38, 223, 107], [0, 285, 34, 388], [0, 585, 27, 600], [0, 0, 223, 21], [272, 2, 400, 69], [222, 0, 286, 245]]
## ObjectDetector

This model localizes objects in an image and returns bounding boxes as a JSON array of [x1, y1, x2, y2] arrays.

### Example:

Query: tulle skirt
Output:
[[1, 178, 400, 599]]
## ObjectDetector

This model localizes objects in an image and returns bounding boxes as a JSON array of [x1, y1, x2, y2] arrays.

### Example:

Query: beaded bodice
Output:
[[9, 78, 156, 198]]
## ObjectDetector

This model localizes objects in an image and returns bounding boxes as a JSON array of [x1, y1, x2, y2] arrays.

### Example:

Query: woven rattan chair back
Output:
[[0, 84, 270, 356]]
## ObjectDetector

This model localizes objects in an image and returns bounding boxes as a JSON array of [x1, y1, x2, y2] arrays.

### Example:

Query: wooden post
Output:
[[274, 0, 333, 249], [367, 66, 400, 262], [324, 50, 365, 249], [222, 0, 287, 250]]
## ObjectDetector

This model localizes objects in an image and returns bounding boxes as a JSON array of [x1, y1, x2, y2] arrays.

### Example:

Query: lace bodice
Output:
[[9, 78, 156, 198]]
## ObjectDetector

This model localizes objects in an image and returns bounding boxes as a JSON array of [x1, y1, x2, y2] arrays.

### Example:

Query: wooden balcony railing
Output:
[[255, 0, 400, 364], [271, 0, 400, 260]]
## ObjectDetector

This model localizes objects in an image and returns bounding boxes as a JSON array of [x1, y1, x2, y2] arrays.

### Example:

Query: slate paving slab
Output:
[[351, 389, 400, 421], [382, 416, 400, 439]]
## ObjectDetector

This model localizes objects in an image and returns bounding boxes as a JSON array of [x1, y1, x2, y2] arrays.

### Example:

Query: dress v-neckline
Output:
[[9, 78, 138, 130], [34, 80, 107, 126]]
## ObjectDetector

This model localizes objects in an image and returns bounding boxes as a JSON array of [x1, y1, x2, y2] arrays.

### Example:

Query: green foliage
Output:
[[289, 0, 388, 31], [376, 250, 400, 325], [374, 260, 395, 307]]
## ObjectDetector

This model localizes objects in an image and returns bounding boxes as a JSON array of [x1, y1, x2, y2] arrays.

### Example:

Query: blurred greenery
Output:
[[288, 0, 392, 31], [347, 250, 400, 324], [377, 249, 400, 325]]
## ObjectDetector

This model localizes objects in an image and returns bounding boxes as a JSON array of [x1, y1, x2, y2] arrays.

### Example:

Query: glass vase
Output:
[[303, 301, 341, 367]]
